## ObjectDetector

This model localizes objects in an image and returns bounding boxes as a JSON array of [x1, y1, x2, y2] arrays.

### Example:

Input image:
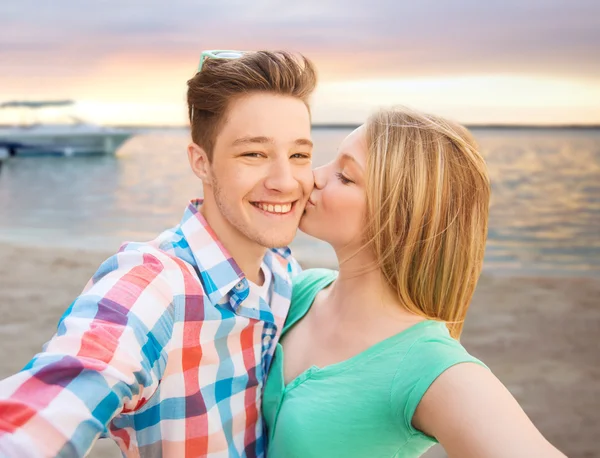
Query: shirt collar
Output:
[[179, 199, 245, 305], [179, 199, 294, 307]]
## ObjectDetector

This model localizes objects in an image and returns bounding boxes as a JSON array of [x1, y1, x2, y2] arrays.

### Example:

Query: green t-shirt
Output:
[[263, 268, 487, 458]]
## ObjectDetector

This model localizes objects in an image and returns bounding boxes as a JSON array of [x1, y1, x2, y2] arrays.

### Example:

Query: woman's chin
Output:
[[299, 209, 338, 243], [298, 214, 317, 237]]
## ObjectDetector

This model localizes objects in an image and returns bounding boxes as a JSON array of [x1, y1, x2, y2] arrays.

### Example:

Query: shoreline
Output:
[[0, 234, 597, 280], [0, 241, 598, 457]]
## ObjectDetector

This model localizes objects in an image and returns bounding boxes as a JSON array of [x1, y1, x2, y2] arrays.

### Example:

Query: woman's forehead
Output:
[[337, 125, 367, 167]]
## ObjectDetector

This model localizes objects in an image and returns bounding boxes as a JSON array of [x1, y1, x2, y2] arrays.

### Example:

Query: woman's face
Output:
[[300, 126, 368, 252]]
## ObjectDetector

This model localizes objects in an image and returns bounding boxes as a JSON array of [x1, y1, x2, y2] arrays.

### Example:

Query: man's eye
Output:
[[241, 152, 264, 158], [291, 153, 311, 160], [336, 172, 353, 185]]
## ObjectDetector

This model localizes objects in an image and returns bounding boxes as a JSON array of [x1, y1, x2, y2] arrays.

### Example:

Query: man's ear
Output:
[[188, 142, 212, 182]]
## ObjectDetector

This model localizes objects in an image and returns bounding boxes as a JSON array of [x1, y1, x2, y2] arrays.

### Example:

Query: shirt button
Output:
[[264, 335, 272, 343], [235, 282, 244, 290]]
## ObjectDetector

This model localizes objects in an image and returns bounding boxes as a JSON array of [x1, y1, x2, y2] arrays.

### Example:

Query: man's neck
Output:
[[200, 201, 266, 285]]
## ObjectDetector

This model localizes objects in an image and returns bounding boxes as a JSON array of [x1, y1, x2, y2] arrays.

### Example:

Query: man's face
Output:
[[200, 93, 314, 248]]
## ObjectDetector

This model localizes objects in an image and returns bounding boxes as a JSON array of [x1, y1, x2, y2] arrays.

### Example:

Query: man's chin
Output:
[[261, 237, 296, 250], [252, 230, 297, 249]]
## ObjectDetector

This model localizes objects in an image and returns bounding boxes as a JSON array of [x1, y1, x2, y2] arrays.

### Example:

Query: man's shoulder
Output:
[[116, 240, 182, 267], [81, 237, 206, 311], [88, 233, 195, 286], [118, 225, 194, 265]]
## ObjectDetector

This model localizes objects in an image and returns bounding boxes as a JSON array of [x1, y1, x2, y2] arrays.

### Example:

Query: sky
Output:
[[1, 0, 599, 125]]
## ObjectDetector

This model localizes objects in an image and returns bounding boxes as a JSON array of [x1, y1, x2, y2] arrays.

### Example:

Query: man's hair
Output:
[[364, 107, 490, 339], [187, 51, 317, 160]]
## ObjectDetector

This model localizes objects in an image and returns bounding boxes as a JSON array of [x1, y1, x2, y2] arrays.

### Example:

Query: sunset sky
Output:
[[1, 0, 599, 126]]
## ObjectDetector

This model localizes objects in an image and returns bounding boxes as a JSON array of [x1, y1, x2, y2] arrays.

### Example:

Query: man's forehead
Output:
[[225, 93, 310, 124], [214, 93, 311, 149], [222, 107, 310, 138]]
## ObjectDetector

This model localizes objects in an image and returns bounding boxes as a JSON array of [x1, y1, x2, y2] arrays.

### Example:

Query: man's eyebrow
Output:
[[231, 136, 314, 148], [295, 138, 314, 148], [231, 136, 274, 146], [340, 153, 363, 170]]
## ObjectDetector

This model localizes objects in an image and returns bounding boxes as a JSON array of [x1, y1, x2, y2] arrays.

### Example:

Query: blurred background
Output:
[[1, 1, 599, 457]]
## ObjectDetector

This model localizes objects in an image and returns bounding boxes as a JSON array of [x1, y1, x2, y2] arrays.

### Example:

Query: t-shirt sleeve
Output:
[[390, 335, 489, 439]]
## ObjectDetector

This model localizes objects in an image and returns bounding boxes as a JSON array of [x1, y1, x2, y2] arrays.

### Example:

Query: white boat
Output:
[[0, 100, 134, 157], [0, 145, 8, 171]]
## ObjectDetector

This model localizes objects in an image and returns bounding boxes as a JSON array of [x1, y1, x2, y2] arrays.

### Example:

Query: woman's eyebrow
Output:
[[340, 153, 364, 171]]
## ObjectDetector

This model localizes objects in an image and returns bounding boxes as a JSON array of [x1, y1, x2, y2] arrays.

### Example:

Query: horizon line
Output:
[[1, 123, 599, 130], [107, 123, 600, 130]]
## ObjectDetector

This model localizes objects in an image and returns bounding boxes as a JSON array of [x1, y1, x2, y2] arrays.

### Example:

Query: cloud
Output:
[[1, 1, 599, 124], [1, 0, 599, 80]]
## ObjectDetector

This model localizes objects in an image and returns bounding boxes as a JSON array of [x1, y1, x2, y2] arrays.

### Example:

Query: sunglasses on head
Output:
[[191, 49, 248, 123], [196, 49, 247, 73]]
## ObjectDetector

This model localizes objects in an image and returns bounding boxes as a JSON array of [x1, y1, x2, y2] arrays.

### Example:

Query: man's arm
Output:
[[0, 248, 175, 457]]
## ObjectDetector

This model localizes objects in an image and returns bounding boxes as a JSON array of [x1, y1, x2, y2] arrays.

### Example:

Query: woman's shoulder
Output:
[[285, 269, 337, 331], [396, 323, 486, 375], [291, 268, 338, 298], [390, 322, 488, 433]]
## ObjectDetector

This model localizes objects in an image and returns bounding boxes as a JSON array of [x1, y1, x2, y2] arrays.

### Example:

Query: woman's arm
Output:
[[413, 362, 566, 458]]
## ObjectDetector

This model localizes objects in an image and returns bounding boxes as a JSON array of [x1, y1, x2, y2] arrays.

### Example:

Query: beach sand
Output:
[[0, 242, 598, 458]]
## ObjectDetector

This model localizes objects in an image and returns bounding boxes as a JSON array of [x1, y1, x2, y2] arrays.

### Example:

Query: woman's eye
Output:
[[336, 172, 353, 185], [242, 152, 264, 158]]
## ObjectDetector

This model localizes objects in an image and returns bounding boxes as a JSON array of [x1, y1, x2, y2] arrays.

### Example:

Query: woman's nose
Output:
[[312, 164, 328, 189]]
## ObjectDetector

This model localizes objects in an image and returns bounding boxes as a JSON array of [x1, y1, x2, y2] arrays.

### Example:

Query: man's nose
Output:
[[264, 157, 298, 194]]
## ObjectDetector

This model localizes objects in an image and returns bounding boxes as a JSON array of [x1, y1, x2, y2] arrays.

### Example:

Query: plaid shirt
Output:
[[0, 200, 301, 458]]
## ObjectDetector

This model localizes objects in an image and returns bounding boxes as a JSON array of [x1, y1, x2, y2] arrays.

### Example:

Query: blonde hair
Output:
[[364, 107, 490, 339]]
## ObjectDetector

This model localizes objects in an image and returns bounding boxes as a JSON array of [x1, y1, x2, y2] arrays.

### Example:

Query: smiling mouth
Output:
[[251, 201, 295, 215]]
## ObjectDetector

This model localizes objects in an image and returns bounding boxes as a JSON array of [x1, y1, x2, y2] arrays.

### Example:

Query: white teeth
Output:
[[255, 203, 293, 214]]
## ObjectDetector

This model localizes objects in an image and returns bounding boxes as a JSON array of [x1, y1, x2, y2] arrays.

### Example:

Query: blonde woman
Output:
[[262, 108, 565, 457]]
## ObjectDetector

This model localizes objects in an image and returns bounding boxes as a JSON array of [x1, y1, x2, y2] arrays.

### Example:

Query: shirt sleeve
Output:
[[0, 247, 176, 457], [390, 335, 489, 440]]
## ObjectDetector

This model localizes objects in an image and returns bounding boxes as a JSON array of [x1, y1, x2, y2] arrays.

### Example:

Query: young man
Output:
[[0, 50, 317, 457]]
